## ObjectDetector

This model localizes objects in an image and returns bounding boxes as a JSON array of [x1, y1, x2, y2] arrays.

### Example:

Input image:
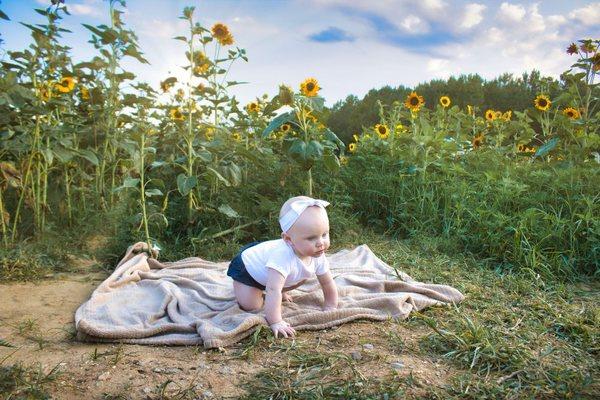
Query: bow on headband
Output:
[[279, 197, 330, 233]]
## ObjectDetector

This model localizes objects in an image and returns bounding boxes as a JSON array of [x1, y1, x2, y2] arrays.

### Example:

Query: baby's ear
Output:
[[281, 232, 290, 243]]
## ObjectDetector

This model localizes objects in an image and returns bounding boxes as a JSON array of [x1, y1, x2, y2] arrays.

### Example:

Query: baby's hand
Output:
[[269, 320, 296, 339]]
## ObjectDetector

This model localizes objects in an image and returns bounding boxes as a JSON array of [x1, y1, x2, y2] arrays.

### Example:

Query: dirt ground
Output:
[[0, 272, 454, 399]]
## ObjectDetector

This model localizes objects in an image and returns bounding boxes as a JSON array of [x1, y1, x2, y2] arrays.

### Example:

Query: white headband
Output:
[[279, 197, 330, 233]]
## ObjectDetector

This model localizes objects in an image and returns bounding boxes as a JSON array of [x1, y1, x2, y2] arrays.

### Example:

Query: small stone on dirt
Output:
[[202, 390, 214, 398], [98, 371, 110, 381], [350, 351, 362, 361], [164, 367, 182, 374], [152, 367, 164, 373], [391, 362, 404, 370], [362, 343, 374, 350]]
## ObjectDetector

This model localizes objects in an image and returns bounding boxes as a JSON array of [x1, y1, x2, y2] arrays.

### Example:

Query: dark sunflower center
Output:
[[442, 98, 448, 104], [410, 97, 419, 106], [539, 99, 547, 107], [307, 83, 315, 91], [378, 126, 385, 134]]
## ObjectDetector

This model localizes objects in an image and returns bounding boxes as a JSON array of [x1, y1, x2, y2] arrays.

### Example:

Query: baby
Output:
[[226, 196, 338, 338]]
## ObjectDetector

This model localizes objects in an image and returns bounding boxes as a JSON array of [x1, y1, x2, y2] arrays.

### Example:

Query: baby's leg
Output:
[[233, 281, 264, 311]]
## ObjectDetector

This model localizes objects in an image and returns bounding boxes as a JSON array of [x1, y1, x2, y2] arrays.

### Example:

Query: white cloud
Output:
[[527, 4, 545, 32], [461, 3, 486, 29], [569, 3, 600, 26], [427, 58, 449, 72], [497, 2, 526, 23], [400, 15, 429, 33], [420, 0, 447, 14], [69, 4, 103, 17], [546, 15, 567, 28]]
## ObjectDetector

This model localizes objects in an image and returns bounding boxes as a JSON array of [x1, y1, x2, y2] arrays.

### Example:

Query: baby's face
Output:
[[284, 206, 330, 259]]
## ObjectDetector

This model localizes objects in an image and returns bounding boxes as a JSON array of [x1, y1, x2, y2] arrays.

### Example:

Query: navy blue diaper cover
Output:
[[226, 241, 266, 290]]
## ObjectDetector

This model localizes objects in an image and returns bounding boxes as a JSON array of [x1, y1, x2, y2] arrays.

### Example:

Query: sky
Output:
[[1, 0, 599, 106]]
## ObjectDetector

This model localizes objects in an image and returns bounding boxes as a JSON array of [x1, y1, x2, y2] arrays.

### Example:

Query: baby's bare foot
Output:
[[282, 292, 293, 303]]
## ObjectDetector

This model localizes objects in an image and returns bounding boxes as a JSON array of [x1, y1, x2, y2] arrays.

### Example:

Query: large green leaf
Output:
[[220, 162, 241, 187], [306, 140, 324, 161], [53, 146, 74, 163], [78, 149, 99, 166], [288, 139, 307, 162], [176, 174, 197, 196], [534, 137, 559, 158], [145, 188, 163, 197], [122, 177, 140, 188], [322, 151, 340, 173], [218, 204, 241, 219], [262, 112, 293, 138], [206, 167, 231, 186]]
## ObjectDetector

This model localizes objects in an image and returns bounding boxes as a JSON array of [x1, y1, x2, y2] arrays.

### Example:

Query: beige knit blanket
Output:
[[75, 242, 465, 348]]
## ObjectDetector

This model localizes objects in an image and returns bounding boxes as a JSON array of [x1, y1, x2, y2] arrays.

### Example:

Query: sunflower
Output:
[[580, 41, 596, 53], [340, 155, 348, 166], [194, 64, 209, 76], [591, 53, 600, 72], [566, 43, 578, 55], [232, 132, 241, 141], [55, 76, 76, 93], [485, 109, 496, 121], [205, 127, 215, 140], [395, 124, 406, 133], [246, 102, 260, 114], [494, 111, 502, 120], [502, 110, 512, 121], [534, 94, 551, 111], [278, 84, 294, 106], [169, 108, 184, 121], [300, 78, 320, 97], [304, 110, 318, 123], [39, 86, 52, 102], [439, 96, 451, 108], [348, 143, 357, 153], [281, 123, 291, 133], [563, 107, 580, 119], [160, 78, 176, 92], [472, 133, 484, 149], [211, 23, 234, 45], [404, 91, 425, 112], [374, 124, 389, 139], [80, 86, 90, 101], [517, 144, 525, 152]]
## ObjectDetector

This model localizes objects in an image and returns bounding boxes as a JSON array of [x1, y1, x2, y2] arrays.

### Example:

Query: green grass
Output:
[[0, 207, 597, 398], [233, 234, 598, 399], [0, 363, 61, 399]]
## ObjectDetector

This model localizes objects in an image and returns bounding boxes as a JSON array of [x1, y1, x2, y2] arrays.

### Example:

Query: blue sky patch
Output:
[[308, 26, 355, 43]]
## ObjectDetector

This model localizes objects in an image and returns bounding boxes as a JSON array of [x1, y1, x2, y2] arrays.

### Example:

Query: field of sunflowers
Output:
[[0, 2, 599, 399], [0, 2, 598, 282]]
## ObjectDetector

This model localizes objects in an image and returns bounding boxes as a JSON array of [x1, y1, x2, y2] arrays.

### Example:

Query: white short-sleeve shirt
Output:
[[241, 239, 329, 288]]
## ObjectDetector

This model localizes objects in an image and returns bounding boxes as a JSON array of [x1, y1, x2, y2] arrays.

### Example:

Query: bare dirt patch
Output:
[[0, 274, 454, 399]]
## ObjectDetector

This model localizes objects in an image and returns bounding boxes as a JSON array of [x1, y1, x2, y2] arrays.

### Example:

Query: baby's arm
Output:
[[264, 268, 296, 338], [317, 271, 338, 311]]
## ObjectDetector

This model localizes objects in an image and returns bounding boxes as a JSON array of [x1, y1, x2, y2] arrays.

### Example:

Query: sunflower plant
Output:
[[560, 38, 600, 159], [159, 7, 250, 225], [1, 4, 81, 240], [79, 0, 149, 206], [261, 78, 344, 196]]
